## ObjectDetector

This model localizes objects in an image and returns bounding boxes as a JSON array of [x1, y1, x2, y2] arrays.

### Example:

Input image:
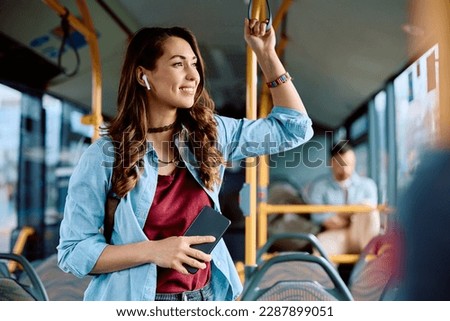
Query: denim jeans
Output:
[[155, 282, 214, 301]]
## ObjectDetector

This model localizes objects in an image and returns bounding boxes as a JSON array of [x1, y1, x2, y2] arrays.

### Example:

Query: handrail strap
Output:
[[248, 0, 272, 30]]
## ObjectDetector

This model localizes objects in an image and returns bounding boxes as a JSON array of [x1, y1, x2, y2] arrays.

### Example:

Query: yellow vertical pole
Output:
[[42, 0, 103, 142], [272, 0, 294, 30], [76, 0, 103, 141], [257, 153, 269, 248], [257, 0, 294, 248], [245, 11, 259, 269], [257, 85, 270, 249], [245, 0, 268, 268]]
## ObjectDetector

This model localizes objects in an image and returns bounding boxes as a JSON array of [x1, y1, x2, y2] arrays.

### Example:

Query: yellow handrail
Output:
[[257, 203, 392, 248], [245, 0, 268, 268], [264, 204, 392, 214], [8, 226, 35, 273], [42, 0, 103, 142], [256, 0, 294, 249]]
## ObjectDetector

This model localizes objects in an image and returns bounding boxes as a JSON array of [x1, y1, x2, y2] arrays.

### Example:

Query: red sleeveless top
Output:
[[143, 165, 212, 293]]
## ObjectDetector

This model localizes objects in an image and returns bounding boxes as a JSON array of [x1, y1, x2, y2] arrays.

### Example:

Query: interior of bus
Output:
[[0, 0, 449, 301]]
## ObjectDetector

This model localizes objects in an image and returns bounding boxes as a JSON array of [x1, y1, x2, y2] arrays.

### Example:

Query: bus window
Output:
[[394, 44, 439, 192], [43, 94, 62, 226], [0, 84, 21, 252], [372, 90, 388, 203], [353, 142, 369, 177]]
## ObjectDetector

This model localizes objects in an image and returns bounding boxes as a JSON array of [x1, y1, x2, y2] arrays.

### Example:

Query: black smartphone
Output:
[[183, 206, 231, 274]]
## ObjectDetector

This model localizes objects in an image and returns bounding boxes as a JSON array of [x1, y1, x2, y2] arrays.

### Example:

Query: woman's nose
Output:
[[186, 66, 199, 81]]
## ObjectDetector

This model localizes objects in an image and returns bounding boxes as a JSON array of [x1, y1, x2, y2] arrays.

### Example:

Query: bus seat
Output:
[[240, 232, 354, 301], [0, 278, 36, 301], [240, 252, 353, 301], [0, 253, 48, 301]]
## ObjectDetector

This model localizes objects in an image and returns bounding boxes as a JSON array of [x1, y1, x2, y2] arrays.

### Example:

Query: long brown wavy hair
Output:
[[105, 27, 224, 197]]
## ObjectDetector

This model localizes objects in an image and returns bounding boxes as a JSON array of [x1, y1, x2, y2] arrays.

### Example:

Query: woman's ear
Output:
[[136, 67, 151, 90]]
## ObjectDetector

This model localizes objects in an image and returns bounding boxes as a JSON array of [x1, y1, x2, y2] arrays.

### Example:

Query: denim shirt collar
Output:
[[142, 125, 221, 211]]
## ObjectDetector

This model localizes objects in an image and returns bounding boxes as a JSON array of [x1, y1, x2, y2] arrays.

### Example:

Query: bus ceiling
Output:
[[0, 0, 413, 130]]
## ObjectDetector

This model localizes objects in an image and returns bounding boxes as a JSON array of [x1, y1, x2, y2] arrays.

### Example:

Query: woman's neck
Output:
[[146, 128, 176, 143], [146, 102, 177, 128]]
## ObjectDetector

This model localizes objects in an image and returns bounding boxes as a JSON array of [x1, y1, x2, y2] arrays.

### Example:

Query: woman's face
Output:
[[146, 36, 200, 110]]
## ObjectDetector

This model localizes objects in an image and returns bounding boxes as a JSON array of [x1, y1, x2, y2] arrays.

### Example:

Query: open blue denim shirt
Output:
[[57, 106, 313, 300]]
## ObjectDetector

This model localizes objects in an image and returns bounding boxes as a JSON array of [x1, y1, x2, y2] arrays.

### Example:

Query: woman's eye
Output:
[[173, 62, 183, 67]]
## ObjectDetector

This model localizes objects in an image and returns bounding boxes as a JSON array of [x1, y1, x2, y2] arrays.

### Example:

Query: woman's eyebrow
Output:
[[169, 54, 197, 61]]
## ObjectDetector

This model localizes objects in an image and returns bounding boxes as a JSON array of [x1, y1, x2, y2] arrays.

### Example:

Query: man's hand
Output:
[[323, 215, 351, 230]]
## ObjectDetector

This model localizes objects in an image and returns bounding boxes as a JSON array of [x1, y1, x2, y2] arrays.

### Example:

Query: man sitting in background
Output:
[[304, 141, 380, 256]]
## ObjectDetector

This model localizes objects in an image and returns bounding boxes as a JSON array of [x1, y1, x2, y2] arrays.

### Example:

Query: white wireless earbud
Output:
[[142, 74, 151, 90]]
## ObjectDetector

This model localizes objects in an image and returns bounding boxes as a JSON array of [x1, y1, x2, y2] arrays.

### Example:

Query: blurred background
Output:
[[0, 1, 448, 298]]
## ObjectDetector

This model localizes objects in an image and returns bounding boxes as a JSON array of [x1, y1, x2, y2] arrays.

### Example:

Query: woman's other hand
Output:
[[150, 235, 215, 274]]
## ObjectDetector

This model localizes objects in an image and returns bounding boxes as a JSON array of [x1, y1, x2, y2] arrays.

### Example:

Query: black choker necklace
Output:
[[148, 120, 177, 133]]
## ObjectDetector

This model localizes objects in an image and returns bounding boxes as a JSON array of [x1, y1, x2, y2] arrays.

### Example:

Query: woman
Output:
[[57, 19, 313, 300]]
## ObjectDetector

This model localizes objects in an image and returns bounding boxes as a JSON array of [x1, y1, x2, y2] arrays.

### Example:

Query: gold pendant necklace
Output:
[[158, 156, 177, 165]]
